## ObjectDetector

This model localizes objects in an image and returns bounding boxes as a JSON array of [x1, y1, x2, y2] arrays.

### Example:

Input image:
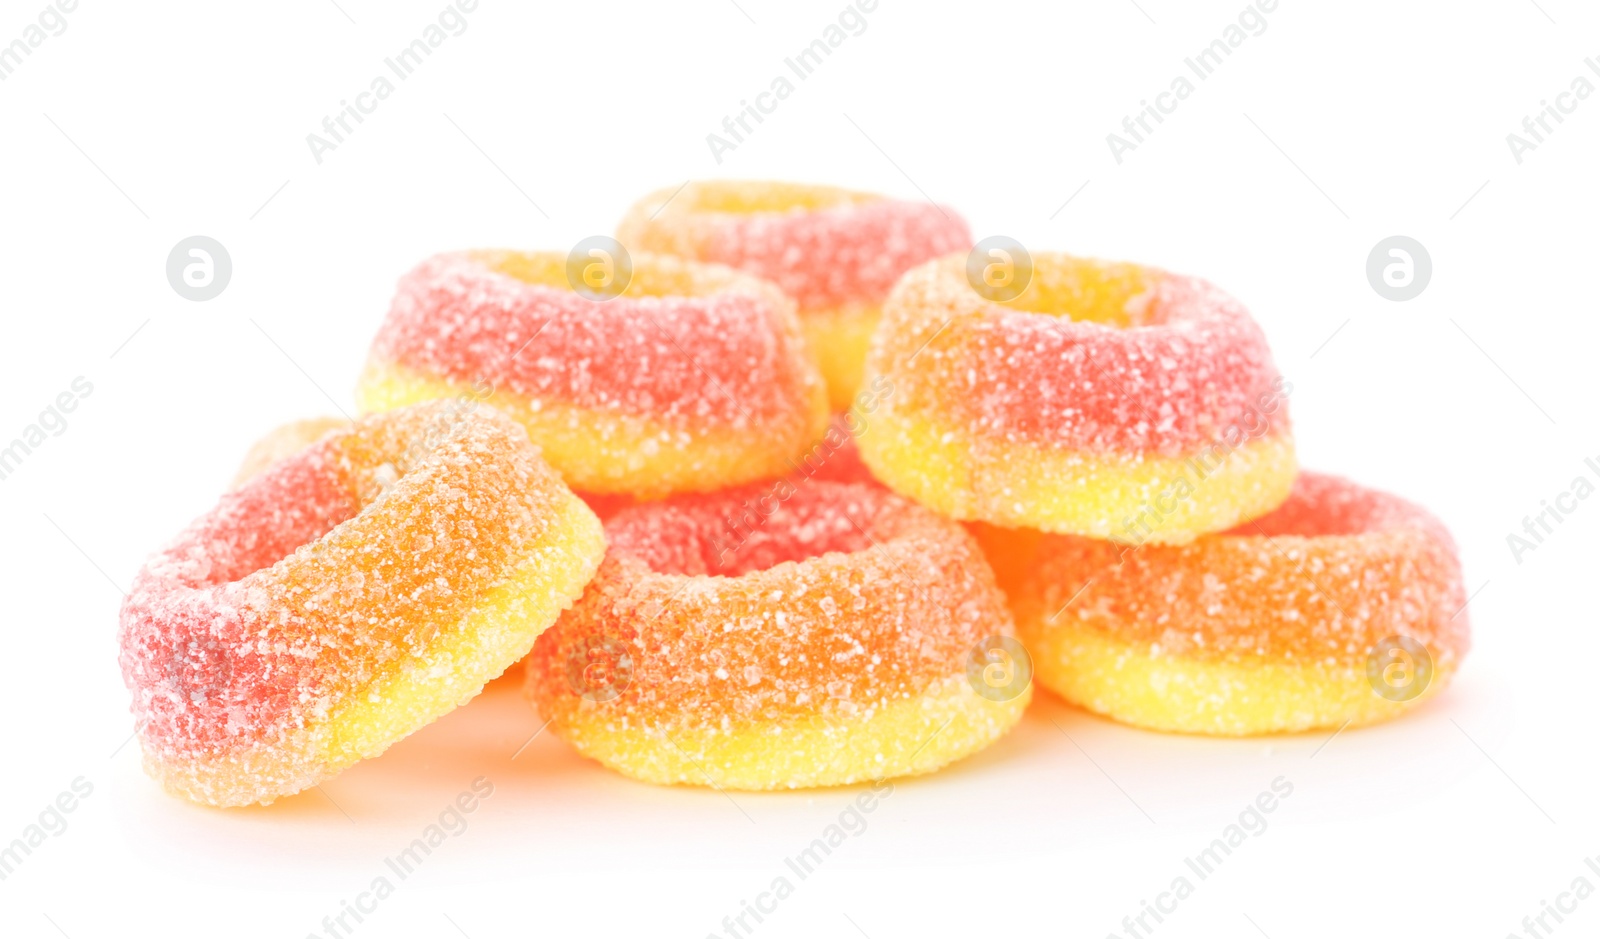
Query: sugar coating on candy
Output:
[[569, 412, 878, 524], [618, 181, 972, 311], [872, 255, 1290, 455], [526, 481, 1026, 789], [358, 251, 829, 498], [1020, 471, 1470, 662], [703, 196, 971, 311], [602, 480, 875, 578], [549, 482, 989, 717], [1000, 472, 1470, 735], [230, 416, 351, 488], [368, 251, 819, 426], [618, 181, 973, 410], [858, 253, 1298, 540], [119, 403, 605, 806]]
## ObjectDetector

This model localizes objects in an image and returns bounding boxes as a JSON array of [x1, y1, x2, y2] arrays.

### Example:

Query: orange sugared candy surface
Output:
[[999, 472, 1471, 735], [525, 480, 1028, 789], [119, 402, 605, 806]]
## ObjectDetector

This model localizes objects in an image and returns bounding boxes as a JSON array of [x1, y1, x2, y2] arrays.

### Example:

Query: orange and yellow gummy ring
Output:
[[859, 253, 1298, 543], [356, 250, 829, 499], [999, 472, 1471, 735], [525, 481, 1028, 789], [617, 181, 971, 410], [118, 403, 605, 806]]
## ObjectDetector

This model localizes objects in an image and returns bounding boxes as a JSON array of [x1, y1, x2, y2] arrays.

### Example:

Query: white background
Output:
[[0, 0, 1595, 936]]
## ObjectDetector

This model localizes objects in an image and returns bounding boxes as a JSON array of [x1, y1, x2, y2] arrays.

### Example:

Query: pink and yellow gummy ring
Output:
[[356, 250, 829, 500], [118, 402, 605, 806], [525, 481, 1028, 790], [1003, 472, 1471, 735], [858, 253, 1298, 542], [617, 180, 972, 410]]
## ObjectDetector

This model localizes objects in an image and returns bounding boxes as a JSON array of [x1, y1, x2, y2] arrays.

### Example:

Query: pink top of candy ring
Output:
[[1227, 471, 1452, 542], [700, 199, 973, 310], [369, 252, 820, 428], [884, 257, 1292, 457]]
